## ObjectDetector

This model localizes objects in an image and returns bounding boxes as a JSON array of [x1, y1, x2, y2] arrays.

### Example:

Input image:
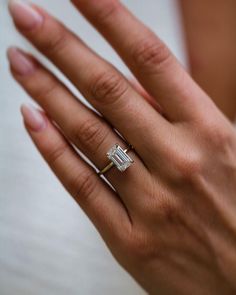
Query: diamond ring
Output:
[[98, 144, 134, 176]]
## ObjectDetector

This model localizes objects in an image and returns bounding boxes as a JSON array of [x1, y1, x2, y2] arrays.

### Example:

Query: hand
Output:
[[7, 1, 236, 294]]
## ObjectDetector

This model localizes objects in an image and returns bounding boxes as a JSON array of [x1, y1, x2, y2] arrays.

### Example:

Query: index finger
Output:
[[71, 0, 214, 122]]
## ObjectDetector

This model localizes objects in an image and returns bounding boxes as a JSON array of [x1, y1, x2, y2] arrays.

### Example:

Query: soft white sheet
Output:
[[0, 1, 186, 294]]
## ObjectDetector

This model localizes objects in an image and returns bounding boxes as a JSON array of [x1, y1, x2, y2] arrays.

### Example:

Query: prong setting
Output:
[[107, 144, 134, 172]]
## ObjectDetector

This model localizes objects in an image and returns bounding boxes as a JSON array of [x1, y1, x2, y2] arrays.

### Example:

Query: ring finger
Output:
[[7, 47, 148, 209]]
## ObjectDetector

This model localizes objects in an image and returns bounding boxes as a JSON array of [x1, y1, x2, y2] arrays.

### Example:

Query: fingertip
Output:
[[8, 0, 44, 30], [21, 103, 47, 132], [7, 46, 36, 76]]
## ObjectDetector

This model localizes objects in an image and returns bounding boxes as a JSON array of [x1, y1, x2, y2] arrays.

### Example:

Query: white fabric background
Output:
[[0, 1, 186, 294]]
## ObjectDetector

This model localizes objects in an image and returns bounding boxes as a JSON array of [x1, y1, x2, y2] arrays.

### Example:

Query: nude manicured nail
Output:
[[21, 104, 46, 132], [7, 47, 36, 75], [9, 0, 43, 30]]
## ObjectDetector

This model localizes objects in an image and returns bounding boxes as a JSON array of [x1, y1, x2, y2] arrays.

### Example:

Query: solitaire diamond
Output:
[[107, 144, 134, 172]]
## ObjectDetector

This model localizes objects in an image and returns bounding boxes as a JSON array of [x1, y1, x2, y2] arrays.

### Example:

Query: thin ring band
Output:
[[98, 144, 134, 176]]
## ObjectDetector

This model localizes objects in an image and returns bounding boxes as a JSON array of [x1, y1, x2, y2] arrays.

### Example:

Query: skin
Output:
[[180, 0, 236, 121], [7, 0, 236, 294]]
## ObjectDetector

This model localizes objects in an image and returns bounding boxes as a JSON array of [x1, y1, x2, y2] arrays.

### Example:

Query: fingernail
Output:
[[21, 104, 46, 132], [7, 47, 36, 76], [9, 0, 43, 30]]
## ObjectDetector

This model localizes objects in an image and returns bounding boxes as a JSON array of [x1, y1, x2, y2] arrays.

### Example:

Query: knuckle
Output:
[[131, 35, 172, 72], [38, 23, 68, 56], [172, 152, 203, 183], [203, 122, 234, 152], [95, 1, 121, 24], [72, 171, 98, 203], [46, 143, 68, 166], [90, 71, 129, 106], [35, 78, 58, 101], [75, 119, 109, 151]]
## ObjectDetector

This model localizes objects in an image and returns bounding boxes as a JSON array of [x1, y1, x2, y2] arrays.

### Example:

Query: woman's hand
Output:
[[7, 1, 236, 294]]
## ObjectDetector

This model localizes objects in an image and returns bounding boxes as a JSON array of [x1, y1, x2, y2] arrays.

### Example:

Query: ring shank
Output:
[[98, 162, 114, 176]]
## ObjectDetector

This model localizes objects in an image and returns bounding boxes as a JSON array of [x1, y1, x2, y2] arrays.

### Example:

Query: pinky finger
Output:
[[21, 104, 130, 245]]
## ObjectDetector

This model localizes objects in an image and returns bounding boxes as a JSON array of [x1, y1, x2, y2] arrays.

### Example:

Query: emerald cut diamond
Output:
[[107, 144, 134, 172]]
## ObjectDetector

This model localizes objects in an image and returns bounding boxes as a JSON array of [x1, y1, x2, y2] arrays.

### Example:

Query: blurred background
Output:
[[0, 1, 186, 294]]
